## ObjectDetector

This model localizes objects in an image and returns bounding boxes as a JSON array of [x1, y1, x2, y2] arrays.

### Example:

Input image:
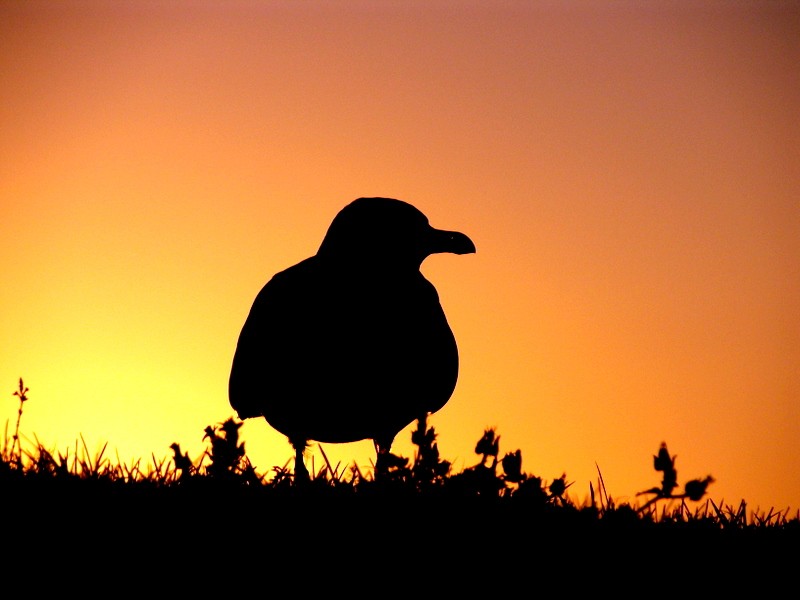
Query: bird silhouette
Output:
[[228, 197, 475, 479]]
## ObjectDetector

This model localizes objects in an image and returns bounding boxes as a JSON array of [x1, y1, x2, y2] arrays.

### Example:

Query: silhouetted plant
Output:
[[410, 413, 451, 488], [9, 377, 28, 470], [476, 440, 573, 506], [548, 473, 574, 506], [170, 442, 194, 482], [448, 427, 503, 496], [474, 427, 500, 468], [200, 418, 262, 485], [501, 449, 524, 483], [499, 448, 542, 500], [513, 475, 549, 503], [636, 442, 715, 512]]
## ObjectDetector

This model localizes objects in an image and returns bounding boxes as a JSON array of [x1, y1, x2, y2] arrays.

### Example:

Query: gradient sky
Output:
[[2, 1, 798, 513]]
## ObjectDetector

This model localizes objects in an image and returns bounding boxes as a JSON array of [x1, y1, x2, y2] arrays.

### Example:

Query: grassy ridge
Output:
[[3, 378, 798, 549]]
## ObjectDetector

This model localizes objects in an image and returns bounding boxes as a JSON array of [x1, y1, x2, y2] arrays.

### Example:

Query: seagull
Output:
[[228, 197, 475, 479]]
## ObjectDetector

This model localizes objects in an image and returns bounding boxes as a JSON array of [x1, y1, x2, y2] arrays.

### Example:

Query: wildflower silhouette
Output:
[[170, 442, 193, 482], [500, 449, 544, 501], [10, 378, 28, 469], [497, 446, 570, 504], [475, 427, 500, 468], [548, 473, 573, 506], [636, 441, 714, 511], [684, 476, 715, 501], [201, 417, 259, 482], [451, 427, 504, 497], [410, 413, 451, 487], [501, 449, 524, 483], [445, 429, 571, 504]]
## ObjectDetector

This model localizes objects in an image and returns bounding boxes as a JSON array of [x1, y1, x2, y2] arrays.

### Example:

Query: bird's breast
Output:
[[230, 265, 460, 443]]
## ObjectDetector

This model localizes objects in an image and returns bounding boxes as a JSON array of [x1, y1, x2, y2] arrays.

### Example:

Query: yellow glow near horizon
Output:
[[1, 1, 798, 512]]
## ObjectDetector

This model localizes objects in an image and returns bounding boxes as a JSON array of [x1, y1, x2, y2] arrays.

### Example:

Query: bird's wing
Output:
[[228, 257, 320, 420]]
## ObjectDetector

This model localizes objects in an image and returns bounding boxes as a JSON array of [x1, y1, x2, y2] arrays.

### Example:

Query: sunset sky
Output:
[[2, 1, 798, 513]]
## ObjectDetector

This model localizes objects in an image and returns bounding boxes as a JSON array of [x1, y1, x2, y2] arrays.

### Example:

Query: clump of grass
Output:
[[635, 441, 716, 511]]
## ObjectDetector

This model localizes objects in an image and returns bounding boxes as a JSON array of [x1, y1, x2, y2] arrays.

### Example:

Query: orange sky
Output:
[[2, 1, 798, 513]]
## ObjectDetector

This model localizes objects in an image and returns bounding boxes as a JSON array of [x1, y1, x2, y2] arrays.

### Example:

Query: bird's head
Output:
[[317, 197, 476, 270]]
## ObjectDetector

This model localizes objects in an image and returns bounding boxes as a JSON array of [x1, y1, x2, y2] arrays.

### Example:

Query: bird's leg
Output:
[[295, 447, 309, 481], [290, 437, 310, 483]]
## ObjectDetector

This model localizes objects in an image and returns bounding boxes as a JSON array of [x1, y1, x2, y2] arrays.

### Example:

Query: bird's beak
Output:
[[428, 228, 476, 256]]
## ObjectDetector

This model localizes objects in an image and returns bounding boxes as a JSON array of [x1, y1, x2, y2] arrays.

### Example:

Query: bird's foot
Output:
[[294, 459, 310, 484]]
